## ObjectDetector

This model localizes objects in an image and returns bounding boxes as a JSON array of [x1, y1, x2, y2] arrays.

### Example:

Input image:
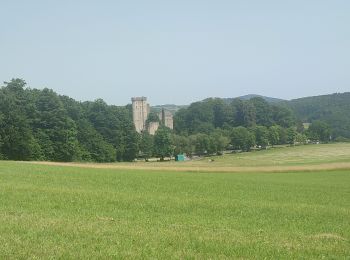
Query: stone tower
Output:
[[131, 97, 150, 133], [160, 108, 174, 130]]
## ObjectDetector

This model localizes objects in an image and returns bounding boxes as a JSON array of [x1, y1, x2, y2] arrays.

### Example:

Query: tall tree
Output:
[[233, 99, 256, 127], [154, 126, 172, 161], [307, 120, 331, 142], [211, 98, 231, 128], [0, 79, 41, 160], [268, 125, 280, 147], [286, 127, 297, 145], [272, 105, 295, 128], [230, 126, 255, 151], [140, 132, 154, 161], [208, 130, 230, 155], [193, 133, 209, 156], [76, 119, 116, 162], [254, 126, 269, 148], [172, 134, 190, 156], [33, 88, 80, 161], [251, 97, 272, 126]]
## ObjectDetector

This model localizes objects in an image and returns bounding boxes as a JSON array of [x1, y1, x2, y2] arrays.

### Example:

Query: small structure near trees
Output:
[[175, 154, 185, 161]]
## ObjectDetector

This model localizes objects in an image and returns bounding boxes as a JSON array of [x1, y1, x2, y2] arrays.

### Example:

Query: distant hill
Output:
[[239, 94, 285, 103], [287, 92, 350, 138], [223, 94, 285, 104], [152, 95, 283, 113], [152, 95, 284, 113], [151, 104, 187, 115]]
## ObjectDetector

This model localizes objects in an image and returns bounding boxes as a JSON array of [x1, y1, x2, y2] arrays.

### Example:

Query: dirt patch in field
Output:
[[310, 233, 348, 241], [23, 161, 350, 173]]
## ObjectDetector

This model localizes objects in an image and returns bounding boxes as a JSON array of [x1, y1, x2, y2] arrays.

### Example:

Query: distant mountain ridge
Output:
[[151, 104, 187, 115], [224, 94, 285, 104], [151, 94, 284, 113]]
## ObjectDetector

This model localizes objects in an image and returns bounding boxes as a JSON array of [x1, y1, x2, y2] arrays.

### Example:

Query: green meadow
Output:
[[1, 144, 350, 259], [115, 142, 350, 171]]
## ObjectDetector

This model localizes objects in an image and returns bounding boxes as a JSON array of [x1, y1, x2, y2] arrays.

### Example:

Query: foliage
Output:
[[208, 130, 230, 155], [271, 104, 295, 128], [295, 132, 307, 144], [0, 79, 41, 160], [254, 125, 269, 148], [230, 126, 255, 151], [288, 92, 350, 138], [268, 125, 280, 146], [33, 88, 80, 161], [139, 132, 154, 161], [154, 126, 172, 160], [307, 120, 331, 142], [76, 119, 116, 162], [286, 127, 297, 145], [174, 97, 296, 135], [172, 134, 191, 156], [2, 78, 346, 162], [192, 133, 210, 156], [250, 97, 273, 126], [0, 79, 138, 162], [146, 111, 160, 126]]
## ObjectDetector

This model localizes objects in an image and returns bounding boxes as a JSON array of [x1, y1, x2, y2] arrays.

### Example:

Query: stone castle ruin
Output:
[[131, 97, 173, 135]]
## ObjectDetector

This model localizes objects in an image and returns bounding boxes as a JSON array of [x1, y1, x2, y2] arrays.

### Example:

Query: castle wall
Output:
[[159, 110, 174, 130], [132, 97, 173, 134], [132, 97, 149, 133], [164, 114, 173, 129], [148, 121, 160, 135]]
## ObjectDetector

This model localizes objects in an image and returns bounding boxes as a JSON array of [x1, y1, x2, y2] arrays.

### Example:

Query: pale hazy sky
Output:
[[0, 1, 349, 105]]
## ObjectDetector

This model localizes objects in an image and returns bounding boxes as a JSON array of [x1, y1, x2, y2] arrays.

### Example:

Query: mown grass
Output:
[[66, 142, 349, 172], [147, 142, 350, 167], [0, 158, 349, 259], [210, 143, 350, 166], [30, 143, 350, 174]]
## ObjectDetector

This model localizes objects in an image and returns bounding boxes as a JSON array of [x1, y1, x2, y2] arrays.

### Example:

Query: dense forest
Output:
[[0, 79, 139, 162], [287, 93, 350, 139], [174, 97, 296, 134], [171, 97, 310, 156], [0, 78, 345, 162]]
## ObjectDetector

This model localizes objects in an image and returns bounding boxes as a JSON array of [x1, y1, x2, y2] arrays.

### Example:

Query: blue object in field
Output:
[[175, 154, 185, 161]]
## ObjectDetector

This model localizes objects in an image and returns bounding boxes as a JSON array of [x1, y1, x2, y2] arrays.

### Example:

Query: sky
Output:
[[0, 0, 349, 106]]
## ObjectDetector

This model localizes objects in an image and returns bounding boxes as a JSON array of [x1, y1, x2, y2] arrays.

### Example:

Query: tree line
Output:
[[174, 97, 296, 134], [137, 98, 332, 161], [0, 79, 334, 162], [0, 79, 138, 162]]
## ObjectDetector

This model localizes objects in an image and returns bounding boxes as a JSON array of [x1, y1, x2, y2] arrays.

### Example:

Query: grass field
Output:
[[32, 142, 350, 173], [0, 144, 350, 258]]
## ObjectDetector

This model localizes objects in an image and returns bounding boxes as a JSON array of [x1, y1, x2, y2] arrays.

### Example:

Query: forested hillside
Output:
[[0, 79, 139, 162], [174, 97, 296, 135], [0, 78, 345, 163], [151, 92, 350, 140], [170, 97, 311, 156], [224, 94, 285, 104], [288, 93, 350, 138]]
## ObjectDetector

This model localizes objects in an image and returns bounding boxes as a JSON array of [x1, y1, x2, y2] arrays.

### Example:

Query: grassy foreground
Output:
[[0, 145, 350, 258]]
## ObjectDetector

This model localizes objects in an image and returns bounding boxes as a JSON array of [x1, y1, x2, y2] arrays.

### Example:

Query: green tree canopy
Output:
[[307, 120, 331, 142], [140, 132, 154, 161], [154, 126, 172, 161], [230, 126, 255, 151]]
